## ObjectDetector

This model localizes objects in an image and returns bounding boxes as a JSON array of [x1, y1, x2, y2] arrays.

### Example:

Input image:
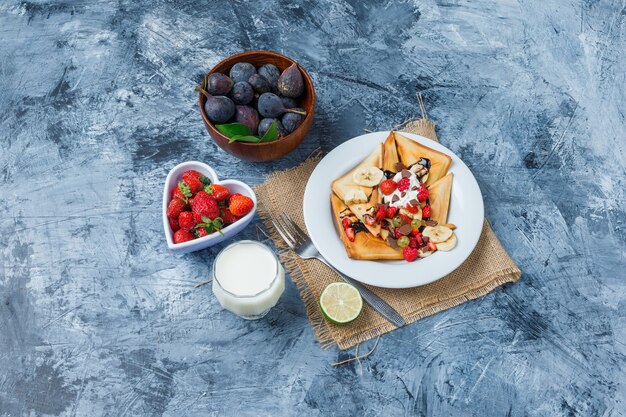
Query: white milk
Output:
[[212, 240, 285, 319]]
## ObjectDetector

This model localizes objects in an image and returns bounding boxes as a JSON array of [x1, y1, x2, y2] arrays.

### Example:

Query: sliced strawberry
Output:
[[405, 203, 419, 214], [386, 206, 398, 218], [379, 179, 397, 195], [428, 241, 437, 252], [364, 214, 376, 226], [394, 228, 403, 239], [342, 217, 351, 229], [422, 205, 431, 218], [345, 227, 355, 242], [375, 205, 386, 222]]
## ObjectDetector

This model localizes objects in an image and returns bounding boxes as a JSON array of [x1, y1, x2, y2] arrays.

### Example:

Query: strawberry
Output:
[[221, 208, 240, 224], [178, 211, 196, 231], [342, 217, 351, 229], [394, 228, 403, 239], [375, 205, 386, 222], [196, 227, 208, 237], [227, 192, 242, 205], [397, 177, 410, 192], [191, 191, 220, 222], [345, 227, 355, 242], [196, 216, 224, 236], [168, 217, 180, 232], [409, 237, 418, 248], [386, 206, 398, 218], [405, 203, 419, 214], [205, 184, 230, 201], [402, 246, 419, 262], [428, 241, 437, 252], [166, 198, 186, 219], [399, 214, 412, 224], [415, 232, 423, 246], [172, 187, 188, 202], [422, 205, 431, 218], [379, 179, 396, 195], [176, 181, 193, 200], [173, 229, 195, 244], [229, 194, 254, 217], [183, 176, 204, 194], [364, 214, 376, 226], [417, 186, 429, 202], [182, 170, 210, 187]]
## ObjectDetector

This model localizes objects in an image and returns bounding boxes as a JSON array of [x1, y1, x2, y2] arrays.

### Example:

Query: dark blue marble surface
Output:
[[1, 0, 625, 415]]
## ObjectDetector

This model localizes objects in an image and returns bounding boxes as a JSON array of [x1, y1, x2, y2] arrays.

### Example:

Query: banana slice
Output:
[[436, 232, 457, 251], [422, 225, 453, 243], [352, 167, 384, 187], [344, 188, 368, 205], [418, 248, 433, 258]]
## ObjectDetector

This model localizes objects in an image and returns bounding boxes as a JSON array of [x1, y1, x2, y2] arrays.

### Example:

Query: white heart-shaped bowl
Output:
[[162, 161, 257, 254]]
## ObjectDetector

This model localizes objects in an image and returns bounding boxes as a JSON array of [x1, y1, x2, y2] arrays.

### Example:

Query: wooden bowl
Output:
[[199, 51, 315, 162]]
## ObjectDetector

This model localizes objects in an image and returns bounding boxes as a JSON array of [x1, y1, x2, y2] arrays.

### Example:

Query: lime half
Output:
[[320, 282, 363, 324]]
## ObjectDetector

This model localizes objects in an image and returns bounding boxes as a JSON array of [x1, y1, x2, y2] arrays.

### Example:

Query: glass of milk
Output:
[[212, 240, 285, 320]]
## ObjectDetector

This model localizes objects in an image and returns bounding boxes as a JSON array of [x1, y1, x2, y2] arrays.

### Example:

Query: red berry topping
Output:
[[394, 228, 403, 239], [168, 217, 180, 232], [221, 208, 240, 225], [422, 205, 431, 219], [379, 179, 397, 195], [205, 184, 230, 201], [364, 214, 376, 226], [345, 227, 355, 242], [409, 237, 418, 248], [375, 205, 386, 222], [342, 217, 351, 229], [229, 194, 254, 217], [178, 211, 196, 231], [386, 206, 398, 218], [173, 229, 195, 244], [405, 203, 419, 214], [415, 232, 424, 246], [191, 191, 220, 222], [166, 198, 186, 219], [417, 187, 429, 202], [428, 241, 437, 252], [397, 177, 410, 192], [402, 246, 419, 262]]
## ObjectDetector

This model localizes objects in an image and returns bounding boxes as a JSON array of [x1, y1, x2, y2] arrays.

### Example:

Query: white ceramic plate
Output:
[[162, 161, 256, 254], [303, 131, 484, 288]]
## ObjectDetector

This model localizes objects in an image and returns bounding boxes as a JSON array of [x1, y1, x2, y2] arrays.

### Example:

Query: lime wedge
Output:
[[319, 282, 363, 324]]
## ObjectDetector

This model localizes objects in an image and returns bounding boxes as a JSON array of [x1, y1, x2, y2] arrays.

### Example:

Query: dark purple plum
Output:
[[280, 96, 297, 109], [231, 81, 254, 105], [196, 86, 235, 124], [229, 62, 256, 83], [282, 109, 305, 133], [277, 63, 304, 98], [258, 64, 280, 91], [235, 105, 259, 135], [206, 73, 233, 96], [257, 93, 307, 118], [258, 118, 285, 137], [247, 74, 271, 94]]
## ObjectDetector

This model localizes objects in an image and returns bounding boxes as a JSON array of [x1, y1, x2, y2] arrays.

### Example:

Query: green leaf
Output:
[[178, 181, 192, 198], [259, 121, 279, 143], [215, 123, 251, 138], [228, 135, 261, 144], [200, 175, 211, 186], [213, 218, 223, 229], [201, 216, 212, 224]]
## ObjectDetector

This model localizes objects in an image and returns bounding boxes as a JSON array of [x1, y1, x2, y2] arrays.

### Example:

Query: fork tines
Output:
[[270, 212, 308, 250]]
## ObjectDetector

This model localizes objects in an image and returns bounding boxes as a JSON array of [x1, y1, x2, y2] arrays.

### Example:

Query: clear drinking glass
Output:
[[212, 240, 285, 320]]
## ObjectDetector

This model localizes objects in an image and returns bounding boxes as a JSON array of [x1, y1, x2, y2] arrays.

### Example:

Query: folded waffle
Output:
[[394, 132, 452, 186], [331, 193, 402, 260], [427, 173, 453, 225], [331, 143, 383, 236]]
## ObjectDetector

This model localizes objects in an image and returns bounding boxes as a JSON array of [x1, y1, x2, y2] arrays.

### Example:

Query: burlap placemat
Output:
[[255, 119, 521, 350]]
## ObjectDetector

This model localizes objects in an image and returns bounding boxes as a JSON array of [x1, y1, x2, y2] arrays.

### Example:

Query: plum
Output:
[[229, 62, 256, 83], [257, 93, 306, 118], [235, 105, 259, 135], [277, 63, 304, 98], [231, 81, 254, 105]]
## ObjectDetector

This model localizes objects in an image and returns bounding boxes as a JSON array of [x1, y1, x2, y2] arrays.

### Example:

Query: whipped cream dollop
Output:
[[382, 171, 421, 208]]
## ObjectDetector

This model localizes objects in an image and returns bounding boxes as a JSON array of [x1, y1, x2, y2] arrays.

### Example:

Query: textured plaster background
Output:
[[1, 0, 625, 416]]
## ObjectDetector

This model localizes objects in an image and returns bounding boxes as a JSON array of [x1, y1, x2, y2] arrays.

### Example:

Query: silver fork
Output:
[[270, 212, 406, 328]]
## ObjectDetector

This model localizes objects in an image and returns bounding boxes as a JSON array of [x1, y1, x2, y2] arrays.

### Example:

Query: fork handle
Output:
[[316, 257, 406, 328]]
